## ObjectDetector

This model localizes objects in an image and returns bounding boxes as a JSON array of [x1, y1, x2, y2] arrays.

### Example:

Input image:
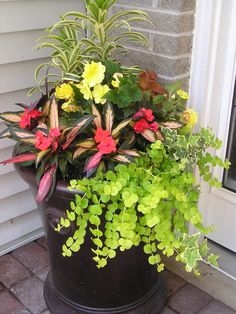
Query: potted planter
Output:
[[0, 1, 230, 314], [15, 165, 166, 314]]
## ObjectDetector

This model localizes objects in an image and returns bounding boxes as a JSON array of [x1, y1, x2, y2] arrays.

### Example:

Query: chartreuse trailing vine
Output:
[[56, 128, 230, 275]]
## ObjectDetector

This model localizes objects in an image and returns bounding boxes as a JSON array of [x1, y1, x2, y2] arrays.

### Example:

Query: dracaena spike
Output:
[[0, 153, 36, 165], [36, 165, 57, 203], [85, 151, 103, 172]]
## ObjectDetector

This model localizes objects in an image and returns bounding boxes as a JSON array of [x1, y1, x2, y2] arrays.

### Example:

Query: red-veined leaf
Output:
[[0, 112, 22, 123], [85, 151, 103, 172], [92, 104, 102, 129], [156, 130, 165, 142], [141, 129, 156, 142], [76, 139, 96, 148], [161, 121, 183, 129], [0, 153, 36, 165], [73, 147, 89, 160], [36, 165, 57, 203], [118, 149, 140, 157], [49, 95, 59, 129], [113, 155, 133, 163], [62, 115, 94, 150], [36, 149, 50, 168], [104, 102, 114, 132], [112, 119, 131, 138]]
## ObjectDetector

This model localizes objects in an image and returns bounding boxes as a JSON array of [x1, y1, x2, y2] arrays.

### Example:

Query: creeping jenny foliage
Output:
[[56, 128, 230, 275]]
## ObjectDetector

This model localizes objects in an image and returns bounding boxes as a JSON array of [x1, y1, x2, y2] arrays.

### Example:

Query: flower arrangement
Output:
[[0, 0, 230, 275]]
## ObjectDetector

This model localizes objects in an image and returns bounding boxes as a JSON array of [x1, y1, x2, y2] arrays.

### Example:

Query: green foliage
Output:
[[105, 74, 142, 113], [32, 0, 150, 94], [56, 129, 229, 274]]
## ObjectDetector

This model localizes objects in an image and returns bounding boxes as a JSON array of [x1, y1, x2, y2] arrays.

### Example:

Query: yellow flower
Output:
[[177, 89, 189, 100], [111, 73, 123, 88], [55, 83, 74, 100], [182, 108, 198, 129], [76, 81, 93, 100], [61, 100, 80, 113], [82, 61, 106, 87], [93, 84, 110, 105]]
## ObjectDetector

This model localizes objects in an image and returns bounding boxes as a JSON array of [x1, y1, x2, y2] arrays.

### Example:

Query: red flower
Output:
[[141, 108, 154, 122], [35, 131, 52, 151], [20, 109, 42, 129], [97, 137, 117, 154], [149, 122, 159, 132], [133, 111, 144, 121], [35, 128, 61, 151], [133, 119, 149, 133], [94, 128, 110, 143]]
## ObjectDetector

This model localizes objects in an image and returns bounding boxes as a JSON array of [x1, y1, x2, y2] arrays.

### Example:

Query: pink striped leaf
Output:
[[118, 149, 140, 157], [141, 129, 156, 143], [92, 104, 102, 129], [0, 112, 22, 123], [0, 153, 36, 165], [49, 95, 59, 129], [36, 165, 57, 203], [62, 115, 94, 150], [85, 151, 103, 172]]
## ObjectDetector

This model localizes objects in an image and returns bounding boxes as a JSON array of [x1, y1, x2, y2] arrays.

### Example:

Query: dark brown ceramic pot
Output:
[[15, 165, 166, 314]]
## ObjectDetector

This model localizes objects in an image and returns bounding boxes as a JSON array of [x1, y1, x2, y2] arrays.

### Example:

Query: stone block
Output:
[[168, 283, 213, 314], [153, 34, 193, 56], [0, 255, 30, 289], [11, 277, 47, 314], [113, 6, 195, 33], [117, 0, 153, 7], [0, 291, 24, 313], [164, 270, 186, 297], [156, 0, 196, 12], [12, 242, 49, 274], [118, 50, 190, 77], [198, 300, 236, 314]]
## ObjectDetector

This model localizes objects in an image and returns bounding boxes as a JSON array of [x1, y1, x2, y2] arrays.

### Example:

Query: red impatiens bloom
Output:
[[141, 108, 154, 122], [133, 108, 154, 122], [94, 128, 110, 143], [35, 131, 52, 151], [20, 109, 42, 129], [149, 122, 159, 132], [35, 128, 61, 151], [133, 119, 149, 133], [97, 136, 117, 154]]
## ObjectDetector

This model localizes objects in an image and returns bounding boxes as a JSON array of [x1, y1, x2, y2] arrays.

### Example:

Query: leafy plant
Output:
[[32, 0, 150, 94], [57, 132, 229, 274]]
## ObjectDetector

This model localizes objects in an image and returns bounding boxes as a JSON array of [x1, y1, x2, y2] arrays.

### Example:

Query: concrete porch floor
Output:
[[0, 238, 235, 314]]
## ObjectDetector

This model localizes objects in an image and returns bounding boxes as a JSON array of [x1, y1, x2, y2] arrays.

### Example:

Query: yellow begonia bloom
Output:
[[55, 83, 74, 100], [82, 61, 106, 87], [93, 84, 110, 105], [76, 82, 93, 100], [111, 73, 123, 88], [177, 89, 189, 100], [61, 100, 80, 113], [182, 108, 198, 128]]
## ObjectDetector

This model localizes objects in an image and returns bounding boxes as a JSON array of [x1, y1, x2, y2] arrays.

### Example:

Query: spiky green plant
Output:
[[31, 0, 151, 95]]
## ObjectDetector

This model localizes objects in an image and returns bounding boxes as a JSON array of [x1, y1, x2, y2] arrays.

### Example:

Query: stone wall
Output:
[[114, 0, 196, 88]]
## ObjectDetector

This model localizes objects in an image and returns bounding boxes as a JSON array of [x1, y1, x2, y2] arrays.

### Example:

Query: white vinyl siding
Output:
[[0, 0, 85, 255]]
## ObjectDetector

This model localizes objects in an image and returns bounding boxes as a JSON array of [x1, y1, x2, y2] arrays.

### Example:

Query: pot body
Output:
[[16, 165, 166, 314]]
